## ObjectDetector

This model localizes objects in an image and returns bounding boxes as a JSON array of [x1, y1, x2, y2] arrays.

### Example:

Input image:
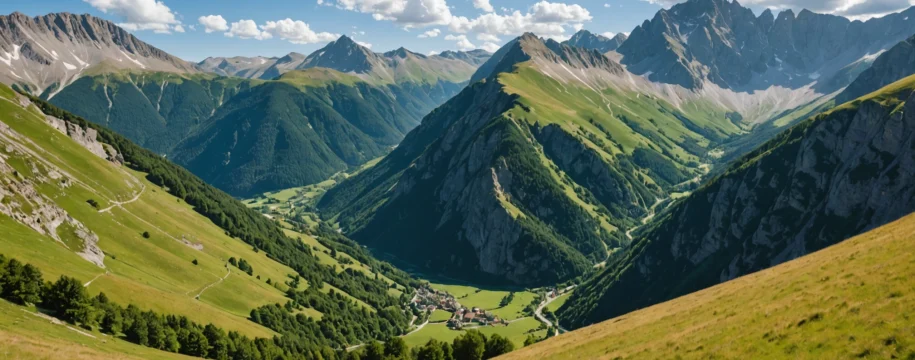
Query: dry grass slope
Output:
[[502, 212, 915, 359]]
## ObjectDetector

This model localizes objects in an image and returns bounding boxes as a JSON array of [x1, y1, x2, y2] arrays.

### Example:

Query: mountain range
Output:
[[4, 0, 915, 357], [0, 12, 490, 196]]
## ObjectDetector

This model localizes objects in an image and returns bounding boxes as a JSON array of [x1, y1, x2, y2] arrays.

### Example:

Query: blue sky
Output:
[[2, 0, 910, 61]]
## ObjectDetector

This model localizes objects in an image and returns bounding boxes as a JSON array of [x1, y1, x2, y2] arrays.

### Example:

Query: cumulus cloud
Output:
[[328, 0, 454, 26], [84, 0, 183, 33], [604, 3, 610, 7], [476, 33, 501, 42], [198, 15, 228, 33], [473, 0, 495, 12], [419, 28, 442, 38], [481, 41, 501, 52], [449, 1, 592, 39], [445, 34, 476, 50], [261, 19, 340, 44], [356, 40, 373, 48], [225, 20, 272, 40], [600, 31, 615, 38]]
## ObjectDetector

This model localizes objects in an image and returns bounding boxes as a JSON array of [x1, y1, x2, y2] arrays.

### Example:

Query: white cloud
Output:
[[198, 15, 228, 33], [174, 24, 185, 33], [427, 50, 440, 55], [449, 1, 592, 39], [603, 3, 610, 7], [473, 0, 495, 12], [328, 0, 454, 26], [85, 0, 183, 33], [261, 18, 340, 44], [600, 31, 615, 38], [445, 34, 476, 50], [225, 20, 272, 40], [476, 33, 501, 41], [419, 28, 442, 38], [356, 40, 373, 48], [481, 41, 501, 52]]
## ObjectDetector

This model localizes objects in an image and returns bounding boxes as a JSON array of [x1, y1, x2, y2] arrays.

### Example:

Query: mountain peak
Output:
[[564, 29, 627, 53]]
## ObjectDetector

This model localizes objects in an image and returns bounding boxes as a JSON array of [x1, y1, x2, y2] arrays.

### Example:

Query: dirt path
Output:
[[195, 266, 230, 300], [83, 270, 109, 287], [97, 185, 145, 213]]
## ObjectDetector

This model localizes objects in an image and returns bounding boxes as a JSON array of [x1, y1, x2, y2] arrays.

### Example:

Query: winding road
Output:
[[534, 285, 575, 334]]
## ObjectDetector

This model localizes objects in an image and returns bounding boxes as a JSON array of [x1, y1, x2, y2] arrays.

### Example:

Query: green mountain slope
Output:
[[558, 73, 915, 329], [46, 65, 464, 196], [0, 84, 420, 358], [319, 34, 744, 285], [503, 211, 915, 359]]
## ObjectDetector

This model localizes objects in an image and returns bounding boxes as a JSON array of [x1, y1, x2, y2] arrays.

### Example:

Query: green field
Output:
[[505, 212, 915, 359], [544, 292, 572, 313], [404, 318, 546, 349], [429, 309, 454, 323], [429, 283, 536, 320], [0, 87, 302, 338]]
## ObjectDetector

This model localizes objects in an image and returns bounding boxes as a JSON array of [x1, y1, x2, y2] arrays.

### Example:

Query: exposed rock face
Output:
[[563, 30, 628, 53], [559, 79, 915, 329], [619, 0, 915, 91], [837, 34, 915, 104], [43, 113, 121, 164], [0, 123, 104, 268], [0, 12, 197, 96]]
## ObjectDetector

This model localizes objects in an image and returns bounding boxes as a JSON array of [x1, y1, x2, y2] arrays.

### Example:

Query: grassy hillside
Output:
[[0, 299, 189, 360], [0, 83, 428, 358], [0, 85, 288, 337], [47, 66, 464, 196], [503, 211, 915, 359]]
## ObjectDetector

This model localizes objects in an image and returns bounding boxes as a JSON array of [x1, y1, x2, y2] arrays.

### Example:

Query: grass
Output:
[[0, 300, 190, 360], [0, 88, 299, 337], [544, 292, 572, 313], [429, 283, 536, 320], [405, 318, 546, 349], [502, 212, 915, 359], [429, 309, 454, 323]]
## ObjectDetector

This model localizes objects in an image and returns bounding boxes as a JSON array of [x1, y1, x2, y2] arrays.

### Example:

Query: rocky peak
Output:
[[0, 12, 196, 95], [472, 32, 623, 83], [563, 29, 628, 53], [299, 35, 380, 75], [618, 2, 915, 91]]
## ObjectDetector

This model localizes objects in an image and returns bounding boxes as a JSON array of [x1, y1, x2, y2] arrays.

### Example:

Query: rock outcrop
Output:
[[559, 76, 915, 329]]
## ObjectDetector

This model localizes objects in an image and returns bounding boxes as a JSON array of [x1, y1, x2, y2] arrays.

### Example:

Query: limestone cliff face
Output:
[[619, 0, 915, 91], [560, 82, 915, 328]]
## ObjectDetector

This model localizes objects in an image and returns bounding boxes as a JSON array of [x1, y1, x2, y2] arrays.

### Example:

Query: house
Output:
[[463, 311, 475, 323]]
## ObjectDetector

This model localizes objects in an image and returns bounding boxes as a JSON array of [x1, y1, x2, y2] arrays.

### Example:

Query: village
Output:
[[410, 286, 512, 330]]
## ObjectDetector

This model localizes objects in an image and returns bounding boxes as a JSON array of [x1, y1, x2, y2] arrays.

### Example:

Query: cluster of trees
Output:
[[0, 254, 324, 359], [249, 285, 411, 350], [347, 331, 515, 360], [229, 257, 254, 276], [498, 293, 515, 308]]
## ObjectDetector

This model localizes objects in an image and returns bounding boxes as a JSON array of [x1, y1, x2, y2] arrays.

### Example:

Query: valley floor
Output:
[[501, 212, 915, 359]]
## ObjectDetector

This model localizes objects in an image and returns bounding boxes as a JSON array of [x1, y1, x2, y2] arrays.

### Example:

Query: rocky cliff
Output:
[[559, 74, 915, 328], [619, 0, 915, 91]]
